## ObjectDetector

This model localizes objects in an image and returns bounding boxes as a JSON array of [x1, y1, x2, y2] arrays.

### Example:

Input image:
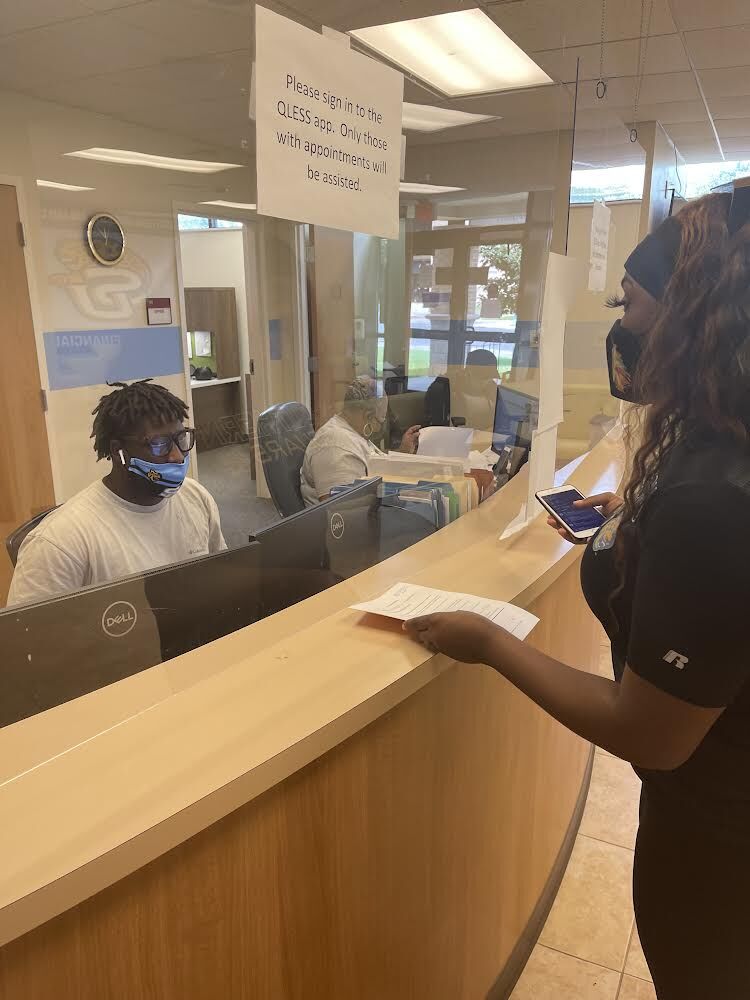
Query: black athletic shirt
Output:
[[581, 435, 750, 837]]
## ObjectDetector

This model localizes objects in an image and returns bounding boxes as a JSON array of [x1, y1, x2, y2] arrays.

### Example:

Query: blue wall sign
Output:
[[44, 326, 184, 391]]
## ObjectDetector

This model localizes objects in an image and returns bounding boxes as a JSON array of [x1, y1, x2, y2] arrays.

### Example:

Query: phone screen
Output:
[[543, 489, 606, 533]]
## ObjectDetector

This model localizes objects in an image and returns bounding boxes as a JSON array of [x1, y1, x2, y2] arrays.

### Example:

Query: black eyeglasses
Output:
[[123, 427, 196, 458]]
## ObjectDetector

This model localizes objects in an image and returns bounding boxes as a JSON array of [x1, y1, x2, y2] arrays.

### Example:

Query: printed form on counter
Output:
[[351, 582, 539, 640]]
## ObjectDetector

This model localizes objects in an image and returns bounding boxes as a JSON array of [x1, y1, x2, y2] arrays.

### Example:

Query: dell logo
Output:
[[330, 512, 345, 540], [663, 649, 689, 670], [102, 601, 138, 638]]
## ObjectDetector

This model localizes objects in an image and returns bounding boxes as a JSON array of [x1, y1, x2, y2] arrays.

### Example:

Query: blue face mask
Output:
[[122, 451, 190, 497]]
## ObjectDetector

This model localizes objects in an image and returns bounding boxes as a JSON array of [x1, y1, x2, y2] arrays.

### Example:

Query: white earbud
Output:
[[118, 449, 126, 465]]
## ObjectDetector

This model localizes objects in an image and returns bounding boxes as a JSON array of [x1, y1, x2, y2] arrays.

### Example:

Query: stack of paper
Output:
[[352, 582, 539, 640], [417, 425, 474, 459]]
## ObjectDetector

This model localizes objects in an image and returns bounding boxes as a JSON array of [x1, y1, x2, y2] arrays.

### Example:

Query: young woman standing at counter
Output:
[[405, 189, 750, 999]]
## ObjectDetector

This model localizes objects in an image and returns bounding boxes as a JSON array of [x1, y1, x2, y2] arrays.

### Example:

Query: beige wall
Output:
[[0, 90, 255, 500], [557, 200, 641, 460]]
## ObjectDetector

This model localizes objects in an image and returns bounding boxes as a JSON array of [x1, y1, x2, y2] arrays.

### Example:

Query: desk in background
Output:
[[190, 376, 247, 451]]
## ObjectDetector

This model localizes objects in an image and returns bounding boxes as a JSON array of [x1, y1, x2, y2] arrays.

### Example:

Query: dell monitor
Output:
[[0, 542, 263, 729], [253, 477, 437, 617]]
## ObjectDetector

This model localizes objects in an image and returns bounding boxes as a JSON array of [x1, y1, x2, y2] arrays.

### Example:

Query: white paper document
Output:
[[352, 582, 539, 640], [417, 425, 474, 459]]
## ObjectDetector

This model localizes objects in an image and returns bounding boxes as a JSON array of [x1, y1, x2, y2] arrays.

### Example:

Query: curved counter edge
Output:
[[0, 433, 624, 969]]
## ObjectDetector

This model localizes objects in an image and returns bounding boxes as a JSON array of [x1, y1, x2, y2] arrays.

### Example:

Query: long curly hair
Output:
[[615, 193, 750, 584]]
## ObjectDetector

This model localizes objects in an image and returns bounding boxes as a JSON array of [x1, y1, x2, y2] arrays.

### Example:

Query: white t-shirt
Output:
[[7, 478, 226, 607], [300, 413, 384, 506]]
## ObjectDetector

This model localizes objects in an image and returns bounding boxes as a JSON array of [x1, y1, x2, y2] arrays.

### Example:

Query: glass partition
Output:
[[0, 0, 582, 743]]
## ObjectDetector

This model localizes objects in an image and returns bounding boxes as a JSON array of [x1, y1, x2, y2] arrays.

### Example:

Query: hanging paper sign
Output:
[[588, 200, 611, 292], [255, 6, 404, 239]]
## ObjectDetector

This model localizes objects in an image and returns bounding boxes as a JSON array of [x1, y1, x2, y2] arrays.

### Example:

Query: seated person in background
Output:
[[300, 376, 421, 506], [451, 349, 502, 434], [8, 379, 226, 607]]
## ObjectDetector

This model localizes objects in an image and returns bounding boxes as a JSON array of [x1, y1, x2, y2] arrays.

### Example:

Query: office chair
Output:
[[257, 402, 315, 517], [424, 376, 451, 426], [6, 507, 59, 567], [384, 375, 408, 396]]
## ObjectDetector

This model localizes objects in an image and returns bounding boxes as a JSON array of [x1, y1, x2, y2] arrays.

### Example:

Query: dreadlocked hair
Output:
[[91, 379, 189, 460], [612, 193, 750, 618]]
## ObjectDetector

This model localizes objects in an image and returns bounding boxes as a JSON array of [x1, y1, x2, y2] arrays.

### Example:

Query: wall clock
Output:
[[86, 213, 125, 266]]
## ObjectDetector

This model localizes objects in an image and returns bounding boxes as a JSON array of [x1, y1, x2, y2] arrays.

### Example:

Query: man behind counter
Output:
[[8, 380, 226, 607]]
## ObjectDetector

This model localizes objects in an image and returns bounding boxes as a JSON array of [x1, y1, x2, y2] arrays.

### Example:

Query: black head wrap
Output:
[[624, 215, 682, 301], [624, 176, 750, 301]]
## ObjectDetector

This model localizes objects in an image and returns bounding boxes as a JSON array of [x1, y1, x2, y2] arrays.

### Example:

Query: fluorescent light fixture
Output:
[[400, 182, 465, 195], [401, 103, 494, 132], [65, 148, 243, 174], [36, 179, 94, 191], [201, 200, 257, 210], [351, 9, 552, 97]]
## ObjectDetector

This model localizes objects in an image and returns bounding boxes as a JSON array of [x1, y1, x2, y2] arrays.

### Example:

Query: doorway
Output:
[[177, 213, 278, 545], [0, 183, 55, 605]]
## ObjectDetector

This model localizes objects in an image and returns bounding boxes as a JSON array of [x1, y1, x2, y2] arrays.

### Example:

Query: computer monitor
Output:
[[492, 385, 537, 456], [253, 478, 382, 616], [253, 477, 438, 617], [0, 542, 263, 729]]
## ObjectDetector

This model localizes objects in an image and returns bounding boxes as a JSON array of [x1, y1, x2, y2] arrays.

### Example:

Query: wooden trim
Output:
[[487, 745, 595, 1000]]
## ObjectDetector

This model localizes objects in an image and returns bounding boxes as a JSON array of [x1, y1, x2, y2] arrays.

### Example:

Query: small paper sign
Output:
[[146, 297, 172, 326]]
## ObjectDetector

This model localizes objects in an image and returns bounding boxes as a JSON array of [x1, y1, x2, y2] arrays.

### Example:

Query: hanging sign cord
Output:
[[631, 0, 655, 141], [596, 0, 607, 99]]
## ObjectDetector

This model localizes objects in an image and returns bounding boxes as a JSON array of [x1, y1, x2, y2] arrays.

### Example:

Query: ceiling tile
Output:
[[715, 118, 750, 138], [574, 107, 632, 131], [447, 85, 573, 119], [79, 0, 158, 9], [633, 99, 708, 123], [407, 109, 573, 145], [572, 71, 699, 110], [708, 96, 750, 119], [0, 0, 94, 37], [534, 33, 690, 84], [285, 0, 464, 31], [673, 140, 723, 161], [662, 121, 716, 142], [28, 52, 250, 116], [487, 0, 675, 53], [669, 0, 750, 31], [111, 0, 250, 54], [0, 14, 167, 87], [684, 25, 750, 69], [697, 67, 750, 98], [125, 96, 247, 134], [573, 134, 646, 167]]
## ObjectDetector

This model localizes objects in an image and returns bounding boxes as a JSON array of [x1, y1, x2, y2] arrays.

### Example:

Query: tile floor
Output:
[[510, 640, 656, 1000]]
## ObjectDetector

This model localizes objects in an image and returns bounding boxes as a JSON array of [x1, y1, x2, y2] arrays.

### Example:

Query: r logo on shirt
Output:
[[663, 649, 689, 670]]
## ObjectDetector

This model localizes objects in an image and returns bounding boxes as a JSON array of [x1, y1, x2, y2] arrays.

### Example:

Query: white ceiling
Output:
[[1, 0, 749, 170]]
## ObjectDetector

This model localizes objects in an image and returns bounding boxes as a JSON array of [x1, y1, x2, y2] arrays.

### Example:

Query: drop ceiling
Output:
[[0, 0, 748, 172]]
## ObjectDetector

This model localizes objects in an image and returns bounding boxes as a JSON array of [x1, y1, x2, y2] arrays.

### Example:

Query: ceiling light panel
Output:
[[400, 182, 465, 194], [65, 148, 243, 174], [36, 179, 94, 191], [401, 102, 494, 132], [351, 9, 552, 97], [202, 200, 257, 210]]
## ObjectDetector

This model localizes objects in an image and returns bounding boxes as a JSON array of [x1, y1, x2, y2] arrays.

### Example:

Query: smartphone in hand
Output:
[[535, 485, 606, 542]]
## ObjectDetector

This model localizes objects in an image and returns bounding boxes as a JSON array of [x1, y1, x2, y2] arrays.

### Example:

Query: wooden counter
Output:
[[0, 435, 623, 1000]]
